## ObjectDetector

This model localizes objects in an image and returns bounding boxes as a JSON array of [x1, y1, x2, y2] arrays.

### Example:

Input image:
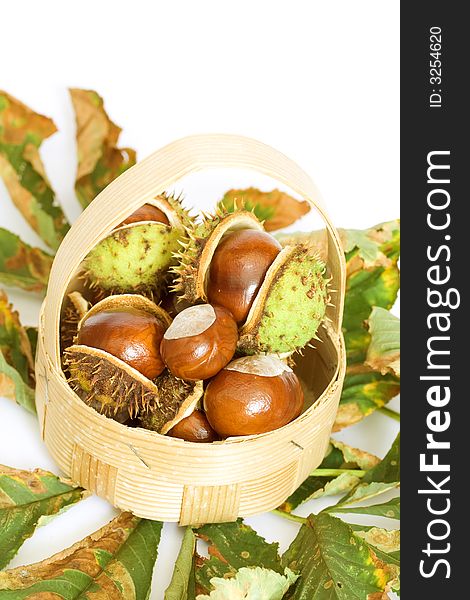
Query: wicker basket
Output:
[[35, 134, 346, 525]]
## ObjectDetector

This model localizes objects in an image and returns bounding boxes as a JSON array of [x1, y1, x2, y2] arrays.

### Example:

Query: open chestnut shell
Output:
[[64, 294, 206, 428], [81, 193, 193, 301], [173, 208, 328, 355], [204, 355, 304, 437], [160, 304, 238, 381], [207, 229, 282, 324], [76, 295, 171, 379]]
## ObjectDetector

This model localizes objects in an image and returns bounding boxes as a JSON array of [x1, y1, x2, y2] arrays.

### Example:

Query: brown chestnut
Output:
[[167, 409, 219, 442], [119, 203, 170, 227], [207, 229, 282, 324], [160, 304, 238, 381], [204, 355, 304, 437], [77, 307, 167, 379]]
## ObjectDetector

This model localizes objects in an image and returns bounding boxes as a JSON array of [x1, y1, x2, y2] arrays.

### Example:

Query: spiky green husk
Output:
[[139, 372, 194, 433], [238, 246, 328, 354], [65, 347, 160, 419], [171, 206, 254, 302], [82, 222, 181, 298], [164, 191, 195, 230]]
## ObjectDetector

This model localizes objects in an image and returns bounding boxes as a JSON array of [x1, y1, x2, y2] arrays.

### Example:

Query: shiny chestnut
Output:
[[77, 307, 167, 379], [160, 304, 238, 381], [204, 355, 304, 437], [119, 204, 170, 227], [207, 229, 282, 324], [167, 409, 219, 442]]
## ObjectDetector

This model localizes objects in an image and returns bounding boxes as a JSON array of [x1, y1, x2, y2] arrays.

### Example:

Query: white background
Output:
[[1, 1, 399, 598]]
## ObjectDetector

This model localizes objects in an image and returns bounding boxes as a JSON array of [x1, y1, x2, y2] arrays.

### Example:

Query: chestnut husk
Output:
[[172, 207, 329, 354], [81, 193, 193, 301], [64, 293, 203, 430]]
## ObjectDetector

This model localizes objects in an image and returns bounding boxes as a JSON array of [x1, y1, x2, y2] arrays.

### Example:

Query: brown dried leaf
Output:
[[0, 91, 70, 250], [70, 88, 137, 208], [218, 187, 310, 231], [0, 512, 162, 599], [0, 227, 53, 293]]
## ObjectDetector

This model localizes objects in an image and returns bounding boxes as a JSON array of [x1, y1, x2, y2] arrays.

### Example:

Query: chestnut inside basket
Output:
[[36, 134, 346, 525]]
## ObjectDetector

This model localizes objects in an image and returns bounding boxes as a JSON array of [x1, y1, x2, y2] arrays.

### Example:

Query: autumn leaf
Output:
[[334, 371, 400, 432], [0, 353, 35, 414], [282, 512, 396, 599], [277, 221, 400, 428], [280, 439, 379, 512], [0, 290, 36, 412], [333, 434, 400, 509], [354, 527, 400, 563], [0, 512, 162, 599], [164, 527, 196, 600], [338, 221, 400, 429], [218, 188, 310, 231], [352, 527, 400, 595], [70, 88, 137, 208], [196, 566, 298, 600], [366, 307, 400, 377], [0, 465, 87, 569], [328, 496, 400, 520], [0, 228, 53, 293], [0, 91, 70, 250], [0, 290, 34, 384], [25, 326, 38, 361], [195, 520, 283, 595]]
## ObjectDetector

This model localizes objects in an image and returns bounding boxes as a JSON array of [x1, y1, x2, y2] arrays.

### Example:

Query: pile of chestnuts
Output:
[[63, 196, 329, 442]]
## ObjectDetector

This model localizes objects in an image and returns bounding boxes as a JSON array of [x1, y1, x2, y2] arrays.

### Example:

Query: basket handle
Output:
[[44, 134, 346, 368]]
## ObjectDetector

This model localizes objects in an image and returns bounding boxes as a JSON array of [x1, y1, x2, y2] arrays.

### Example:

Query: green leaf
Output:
[[366, 307, 400, 377], [70, 88, 137, 208], [165, 527, 196, 600], [335, 434, 400, 508], [327, 497, 400, 520], [336, 221, 400, 430], [0, 91, 70, 250], [0, 290, 36, 412], [353, 527, 400, 594], [0, 352, 35, 413], [0, 290, 34, 384], [195, 519, 283, 594], [342, 221, 400, 332], [0, 512, 162, 599], [278, 221, 400, 430], [25, 326, 38, 361], [0, 465, 86, 569], [282, 512, 395, 599], [354, 527, 400, 560], [218, 188, 310, 232], [334, 371, 400, 431], [0, 228, 53, 293], [196, 566, 299, 600], [280, 440, 379, 512]]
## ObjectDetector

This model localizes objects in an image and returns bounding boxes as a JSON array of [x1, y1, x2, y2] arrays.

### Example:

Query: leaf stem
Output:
[[378, 406, 401, 422], [310, 468, 367, 478], [271, 509, 307, 524]]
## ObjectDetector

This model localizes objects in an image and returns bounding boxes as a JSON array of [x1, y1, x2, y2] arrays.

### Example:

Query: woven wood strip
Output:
[[180, 483, 241, 525], [71, 445, 117, 503]]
